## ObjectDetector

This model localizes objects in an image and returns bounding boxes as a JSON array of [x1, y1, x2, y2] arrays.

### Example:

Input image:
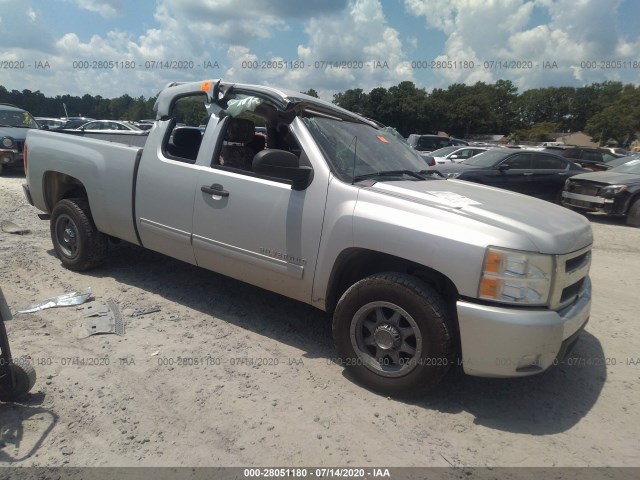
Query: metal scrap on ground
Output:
[[17, 288, 93, 314], [77, 298, 125, 338]]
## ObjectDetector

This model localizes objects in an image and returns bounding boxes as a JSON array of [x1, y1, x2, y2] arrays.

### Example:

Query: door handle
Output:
[[523, 172, 533, 176], [201, 184, 229, 197]]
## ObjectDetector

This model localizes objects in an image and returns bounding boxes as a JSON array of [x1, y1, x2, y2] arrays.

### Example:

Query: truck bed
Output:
[[25, 129, 143, 245], [54, 129, 149, 148]]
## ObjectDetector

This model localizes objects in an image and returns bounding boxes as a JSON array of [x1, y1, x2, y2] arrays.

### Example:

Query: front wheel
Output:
[[332, 273, 454, 396], [50, 198, 108, 271]]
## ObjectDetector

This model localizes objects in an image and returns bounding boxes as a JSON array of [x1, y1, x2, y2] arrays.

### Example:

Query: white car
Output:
[[426, 146, 494, 165], [76, 120, 145, 134]]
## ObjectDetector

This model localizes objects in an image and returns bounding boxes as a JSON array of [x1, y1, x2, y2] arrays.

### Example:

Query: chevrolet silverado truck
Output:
[[23, 79, 593, 395]]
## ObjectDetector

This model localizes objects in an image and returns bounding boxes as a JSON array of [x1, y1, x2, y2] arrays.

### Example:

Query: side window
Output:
[[532, 154, 566, 169], [563, 149, 580, 159], [215, 118, 303, 174], [502, 154, 531, 169], [417, 137, 431, 149], [602, 152, 617, 162], [162, 94, 208, 164], [581, 150, 601, 162]]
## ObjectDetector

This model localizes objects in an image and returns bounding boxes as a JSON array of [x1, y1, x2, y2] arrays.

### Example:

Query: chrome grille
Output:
[[550, 245, 591, 310]]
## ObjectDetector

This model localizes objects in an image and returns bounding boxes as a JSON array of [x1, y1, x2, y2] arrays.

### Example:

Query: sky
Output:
[[1, 0, 639, 102]]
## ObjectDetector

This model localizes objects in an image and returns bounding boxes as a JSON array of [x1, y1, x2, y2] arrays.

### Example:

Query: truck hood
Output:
[[570, 171, 640, 185], [365, 179, 593, 254]]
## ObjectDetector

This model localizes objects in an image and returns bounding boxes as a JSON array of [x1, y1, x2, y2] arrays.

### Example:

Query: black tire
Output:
[[0, 361, 36, 402], [626, 198, 640, 227], [332, 273, 454, 396], [50, 198, 108, 271]]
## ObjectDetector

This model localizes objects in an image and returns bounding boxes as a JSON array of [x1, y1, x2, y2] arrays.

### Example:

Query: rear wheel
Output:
[[332, 273, 454, 396], [50, 198, 108, 271], [0, 362, 36, 402], [626, 198, 640, 227]]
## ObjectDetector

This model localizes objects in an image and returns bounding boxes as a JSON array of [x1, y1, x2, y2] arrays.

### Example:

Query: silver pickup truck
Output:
[[23, 79, 593, 395]]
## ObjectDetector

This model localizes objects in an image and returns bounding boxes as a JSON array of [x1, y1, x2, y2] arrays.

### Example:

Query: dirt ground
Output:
[[0, 169, 639, 469]]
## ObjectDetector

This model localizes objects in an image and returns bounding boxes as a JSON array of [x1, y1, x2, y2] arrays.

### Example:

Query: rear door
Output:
[[528, 153, 570, 201], [135, 93, 210, 265]]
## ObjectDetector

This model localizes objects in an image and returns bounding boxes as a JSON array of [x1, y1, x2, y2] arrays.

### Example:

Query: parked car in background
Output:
[[133, 119, 155, 130], [60, 117, 95, 129], [423, 146, 493, 165], [604, 155, 639, 168], [543, 146, 621, 171], [35, 117, 66, 130], [75, 120, 146, 134], [602, 147, 629, 156], [435, 149, 589, 203], [562, 158, 640, 226], [0, 103, 39, 175], [407, 134, 468, 153]]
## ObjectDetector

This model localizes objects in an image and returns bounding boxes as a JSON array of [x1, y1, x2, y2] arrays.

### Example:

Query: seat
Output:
[[220, 118, 256, 170]]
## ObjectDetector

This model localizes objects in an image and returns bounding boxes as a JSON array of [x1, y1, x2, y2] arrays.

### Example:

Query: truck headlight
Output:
[[1, 136, 14, 149], [479, 247, 553, 306], [600, 184, 627, 196]]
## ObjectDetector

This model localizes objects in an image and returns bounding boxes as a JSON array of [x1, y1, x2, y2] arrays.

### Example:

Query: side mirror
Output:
[[450, 154, 460, 159], [252, 149, 313, 190], [498, 164, 511, 171]]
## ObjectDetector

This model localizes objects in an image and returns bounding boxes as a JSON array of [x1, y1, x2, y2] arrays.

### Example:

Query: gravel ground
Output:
[[0, 169, 639, 468]]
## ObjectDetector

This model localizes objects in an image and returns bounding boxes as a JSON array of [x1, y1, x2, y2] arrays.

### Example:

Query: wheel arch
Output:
[[624, 191, 640, 214], [43, 171, 88, 213], [324, 248, 459, 317]]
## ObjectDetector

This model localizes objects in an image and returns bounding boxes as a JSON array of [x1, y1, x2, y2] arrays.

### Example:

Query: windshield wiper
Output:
[[353, 170, 427, 183], [419, 169, 446, 178]]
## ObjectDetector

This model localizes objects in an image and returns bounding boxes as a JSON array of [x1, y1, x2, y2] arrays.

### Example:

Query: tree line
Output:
[[2, 80, 638, 145]]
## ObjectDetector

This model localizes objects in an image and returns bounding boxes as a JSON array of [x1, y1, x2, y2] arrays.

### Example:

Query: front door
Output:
[[191, 118, 327, 303]]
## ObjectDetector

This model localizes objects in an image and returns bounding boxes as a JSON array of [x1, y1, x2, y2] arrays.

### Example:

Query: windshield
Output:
[[303, 116, 426, 182], [606, 156, 636, 168], [0, 109, 39, 129], [430, 146, 460, 157], [463, 149, 510, 167], [610, 158, 640, 174]]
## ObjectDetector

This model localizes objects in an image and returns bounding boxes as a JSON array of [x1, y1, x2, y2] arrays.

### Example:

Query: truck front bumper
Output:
[[456, 276, 591, 377]]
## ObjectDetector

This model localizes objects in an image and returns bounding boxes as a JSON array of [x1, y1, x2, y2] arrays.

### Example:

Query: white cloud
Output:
[[26, 7, 36, 22], [405, 0, 638, 89], [74, 0, 123, 19], [293, 0, 413, 96]]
